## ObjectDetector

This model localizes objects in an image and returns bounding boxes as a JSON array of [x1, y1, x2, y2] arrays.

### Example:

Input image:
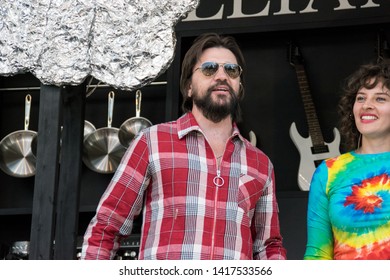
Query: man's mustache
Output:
[[209, 81, 237, 101]]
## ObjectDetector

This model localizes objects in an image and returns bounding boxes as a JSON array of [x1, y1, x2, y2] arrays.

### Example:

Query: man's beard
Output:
[[192, 83, 238, 123]]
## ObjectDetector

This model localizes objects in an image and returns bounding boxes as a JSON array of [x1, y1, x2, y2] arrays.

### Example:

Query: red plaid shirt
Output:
[[81, 112, 286, 260]]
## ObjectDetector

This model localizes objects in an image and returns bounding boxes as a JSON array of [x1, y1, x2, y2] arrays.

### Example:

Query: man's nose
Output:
[[214, 65, 228, 80]]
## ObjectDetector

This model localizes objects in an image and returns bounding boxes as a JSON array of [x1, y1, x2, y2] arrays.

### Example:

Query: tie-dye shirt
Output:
[[304, 151, 390, 260]]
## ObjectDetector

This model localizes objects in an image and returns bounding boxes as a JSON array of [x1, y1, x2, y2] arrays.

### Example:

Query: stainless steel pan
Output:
[[83, 120, 97, 136], [0, 94, 37, 177], [83, 91, 126, 174], [118, 90, 152, 148]]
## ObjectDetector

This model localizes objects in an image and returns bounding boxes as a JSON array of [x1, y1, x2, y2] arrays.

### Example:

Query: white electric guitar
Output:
[[288, 43, 340, 191]]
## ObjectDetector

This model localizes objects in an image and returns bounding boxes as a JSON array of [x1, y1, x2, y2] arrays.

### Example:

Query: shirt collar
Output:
[[177, 112, 243, 142]]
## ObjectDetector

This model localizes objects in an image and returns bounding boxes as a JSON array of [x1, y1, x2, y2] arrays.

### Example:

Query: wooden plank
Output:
[[54, 84, 86, 260], [165, 35, 181, 121], [29, 84, 62, 259]]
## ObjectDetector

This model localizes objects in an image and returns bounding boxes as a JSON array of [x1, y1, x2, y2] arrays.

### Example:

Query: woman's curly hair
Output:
[[338, 61, 390, 151]]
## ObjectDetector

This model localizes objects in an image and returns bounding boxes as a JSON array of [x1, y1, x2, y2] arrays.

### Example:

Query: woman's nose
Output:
[[362, 101, 373, 110]]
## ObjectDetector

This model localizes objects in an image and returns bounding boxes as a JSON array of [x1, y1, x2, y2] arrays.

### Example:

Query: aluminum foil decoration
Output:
[[0, 0, 199, 90]]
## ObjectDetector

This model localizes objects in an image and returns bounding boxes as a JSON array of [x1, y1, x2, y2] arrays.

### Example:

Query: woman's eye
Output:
[[376, 97, 386, 102], [356, 96, 365, 102]]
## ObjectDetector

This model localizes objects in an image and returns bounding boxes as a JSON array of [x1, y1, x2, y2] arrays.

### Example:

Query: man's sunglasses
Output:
[[194, 62, 242, 79]]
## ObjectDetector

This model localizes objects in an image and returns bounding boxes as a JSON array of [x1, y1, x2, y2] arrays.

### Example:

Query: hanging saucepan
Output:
[[118, 89, 152, 148], [0, 94, 37, 177], [30, 120, 96, 157], [82, 91, 126, 174]]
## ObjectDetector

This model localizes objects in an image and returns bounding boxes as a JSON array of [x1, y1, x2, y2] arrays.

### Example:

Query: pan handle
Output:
[[24, 94, 32, 131], [107, 91, 115, 128], [135, 90, 142, 118]]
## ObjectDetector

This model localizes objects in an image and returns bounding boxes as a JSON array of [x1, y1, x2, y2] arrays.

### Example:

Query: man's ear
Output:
[[187, 84, 193, 97], [239, 82, 245, 99]]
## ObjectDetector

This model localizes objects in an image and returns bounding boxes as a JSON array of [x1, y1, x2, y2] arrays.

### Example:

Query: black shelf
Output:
[[0, 208, 32, 216]]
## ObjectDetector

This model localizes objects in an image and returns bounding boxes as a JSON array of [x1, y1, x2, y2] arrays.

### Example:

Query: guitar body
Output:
[[290, 122, 341, 191]]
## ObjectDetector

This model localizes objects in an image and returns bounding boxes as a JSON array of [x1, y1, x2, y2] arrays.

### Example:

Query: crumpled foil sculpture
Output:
[[0, 0, 199, 90]]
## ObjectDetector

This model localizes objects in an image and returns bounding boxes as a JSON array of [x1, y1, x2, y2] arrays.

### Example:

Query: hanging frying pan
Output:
[[82, 91, 126, 174], [0, 94, 37, 177], [30, 120, 96, 157], [83, 120, 97, 137], [118, 89, 152, 148]]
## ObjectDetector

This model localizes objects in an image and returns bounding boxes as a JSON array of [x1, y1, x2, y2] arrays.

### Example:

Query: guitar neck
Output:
[[294, 64, 325, 147]]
